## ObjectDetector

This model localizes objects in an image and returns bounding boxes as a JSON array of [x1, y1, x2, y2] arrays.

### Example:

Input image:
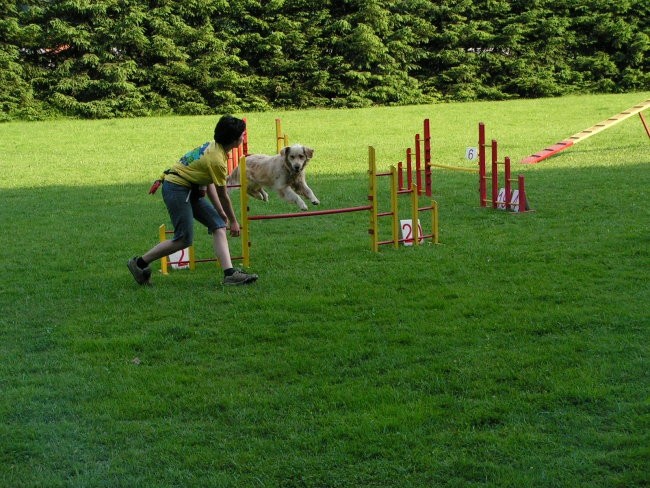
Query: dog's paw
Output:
[[298, 203, 309, 211], [311, 199, 320, 206]]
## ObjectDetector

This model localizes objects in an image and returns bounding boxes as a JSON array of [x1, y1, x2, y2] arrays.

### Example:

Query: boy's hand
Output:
[[229, 221, 241, 237]]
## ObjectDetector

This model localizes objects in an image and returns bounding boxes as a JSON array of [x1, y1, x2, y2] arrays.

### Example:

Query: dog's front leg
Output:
[[301, 184, 319, 206], [294, 177, 319, 206], [279, 187, 308, 211]]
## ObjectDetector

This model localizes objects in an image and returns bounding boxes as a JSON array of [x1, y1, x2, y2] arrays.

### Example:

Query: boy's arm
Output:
[[206, 184, 227, 222], [215, 184, 240, 237]]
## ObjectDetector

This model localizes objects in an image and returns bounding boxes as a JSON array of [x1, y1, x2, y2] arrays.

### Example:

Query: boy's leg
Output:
[[193, 198, 257, 285], [142, 238, 186, 264], [212, 227, 233, 270], [128, 181, 194, 285]]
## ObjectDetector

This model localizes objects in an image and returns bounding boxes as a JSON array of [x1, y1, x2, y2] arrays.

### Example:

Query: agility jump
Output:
[[521, 99, 650, 164], [238, 146, 439, 267], [396, 119, 479, 200], [479, 123, 530, 212]]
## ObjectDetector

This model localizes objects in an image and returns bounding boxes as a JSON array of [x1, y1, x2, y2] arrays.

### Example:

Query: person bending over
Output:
[[128, 115, 258, 286]]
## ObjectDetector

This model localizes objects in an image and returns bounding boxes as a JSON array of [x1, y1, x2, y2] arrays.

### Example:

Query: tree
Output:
[[1, 0, 647, 120]]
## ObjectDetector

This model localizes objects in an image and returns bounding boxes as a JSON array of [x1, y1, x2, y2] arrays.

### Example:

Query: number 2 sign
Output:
[[169, 248, 190, 269], [400, 219, 424, 246]]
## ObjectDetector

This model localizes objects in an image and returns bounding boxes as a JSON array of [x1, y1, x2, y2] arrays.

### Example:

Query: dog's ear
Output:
[[280, 146, 288, 157], [303, 146, 314, 159]]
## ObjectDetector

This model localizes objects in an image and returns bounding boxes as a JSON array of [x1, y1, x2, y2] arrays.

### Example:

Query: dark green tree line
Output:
[[1, 0, 648, 120]]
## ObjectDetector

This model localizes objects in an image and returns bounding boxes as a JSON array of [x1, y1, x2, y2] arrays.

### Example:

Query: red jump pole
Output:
[[504, 156, 512, 211], [242, 117, 249, 155], [491, 139, 498, 209], [424, 119, 432, 197], [406, 148, 413, 191], [518, 175, 527, 213], [415, 134, 422, 195], [398, 161, 404, 191], [248, 205, 372, 221], [479, 122, 486, 207]]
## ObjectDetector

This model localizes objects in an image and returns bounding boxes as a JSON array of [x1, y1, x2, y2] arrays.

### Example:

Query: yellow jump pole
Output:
[[275, 118, 283, 153], [390, 165, 399, 249], [432, 200, 439, 245], [159, 224, 169, 275], [189, 243, 196, 271], [411, 182, 420, 246], [368, 146, 379, 252], [239, 156, 251, 267]]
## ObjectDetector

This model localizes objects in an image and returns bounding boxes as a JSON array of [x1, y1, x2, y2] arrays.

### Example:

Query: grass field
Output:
[[1, 92, 649, 487]]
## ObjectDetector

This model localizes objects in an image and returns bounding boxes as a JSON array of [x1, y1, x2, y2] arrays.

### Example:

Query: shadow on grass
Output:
[[1, 163, 648, 486]]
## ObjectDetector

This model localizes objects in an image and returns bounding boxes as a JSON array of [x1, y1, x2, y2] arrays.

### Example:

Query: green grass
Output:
[[1, 92, 649, 487]]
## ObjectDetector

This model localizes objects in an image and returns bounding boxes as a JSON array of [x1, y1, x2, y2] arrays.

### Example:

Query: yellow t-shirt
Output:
[[164, 141, 228, 188]]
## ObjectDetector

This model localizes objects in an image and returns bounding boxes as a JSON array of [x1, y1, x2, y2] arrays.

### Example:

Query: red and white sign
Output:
[[400, 219, 424, 246]]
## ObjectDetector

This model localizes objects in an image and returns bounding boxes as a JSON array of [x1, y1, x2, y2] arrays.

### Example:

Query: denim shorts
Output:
[[162, 180, 226, 245]]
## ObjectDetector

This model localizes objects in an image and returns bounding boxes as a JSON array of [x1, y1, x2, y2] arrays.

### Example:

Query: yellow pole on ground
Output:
[[390, 165, 399, 249], [368, 146, 379, 252], [411, 183, 419, 247], [432, 200, 439, 245], [159, 224, 169, 275], [239, 156, 251, 267]]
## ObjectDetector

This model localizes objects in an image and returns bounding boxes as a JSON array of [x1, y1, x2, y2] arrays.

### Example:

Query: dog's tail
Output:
[[226, 166, 240, 193]]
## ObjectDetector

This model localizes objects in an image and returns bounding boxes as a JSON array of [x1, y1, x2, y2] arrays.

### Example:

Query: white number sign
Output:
[[400, 219, 424, 246], [497, 188, 520, 211], [169, 248, 190, 269]]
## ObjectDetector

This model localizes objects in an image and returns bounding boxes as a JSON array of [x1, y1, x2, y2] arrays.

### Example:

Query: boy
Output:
[[128, 115, 258, 286]]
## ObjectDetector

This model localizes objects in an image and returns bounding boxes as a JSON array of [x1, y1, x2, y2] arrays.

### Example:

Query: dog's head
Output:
[[281, 144, 314, 174]]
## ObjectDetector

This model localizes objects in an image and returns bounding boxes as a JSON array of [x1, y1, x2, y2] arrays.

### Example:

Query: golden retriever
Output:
[[227, 144, 319, 211]]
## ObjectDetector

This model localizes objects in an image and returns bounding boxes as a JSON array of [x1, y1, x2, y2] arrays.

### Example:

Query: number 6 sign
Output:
[[466, 147, 478, 160], [400, 219, 424, 246]]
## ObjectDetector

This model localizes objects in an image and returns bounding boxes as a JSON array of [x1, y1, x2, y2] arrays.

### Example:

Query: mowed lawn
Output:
[[1, 92, 649, 487]]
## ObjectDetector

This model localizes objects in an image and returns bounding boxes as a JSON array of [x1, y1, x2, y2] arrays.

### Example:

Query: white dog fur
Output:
[[227, 144, 319, 211]]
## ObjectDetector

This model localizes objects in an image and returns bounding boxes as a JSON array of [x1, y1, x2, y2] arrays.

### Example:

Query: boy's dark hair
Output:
[[214, 115, 246, 146]]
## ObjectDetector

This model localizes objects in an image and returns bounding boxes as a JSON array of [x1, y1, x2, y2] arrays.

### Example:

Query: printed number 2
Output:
[[400, 219, 424, 246]]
